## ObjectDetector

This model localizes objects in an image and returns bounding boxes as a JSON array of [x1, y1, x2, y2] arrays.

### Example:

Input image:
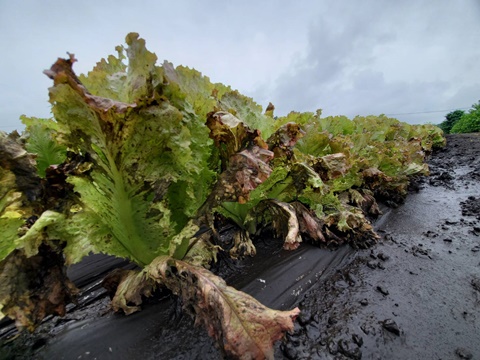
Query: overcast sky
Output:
[[1, 0, 479, 133]]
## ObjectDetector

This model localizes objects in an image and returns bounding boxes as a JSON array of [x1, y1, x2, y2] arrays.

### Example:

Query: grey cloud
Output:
[[262, 1, 480, 124]]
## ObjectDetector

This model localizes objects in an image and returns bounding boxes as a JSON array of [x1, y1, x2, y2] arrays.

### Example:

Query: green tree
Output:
[[438, 109, 464, 134], [451, 101, 480, 134]]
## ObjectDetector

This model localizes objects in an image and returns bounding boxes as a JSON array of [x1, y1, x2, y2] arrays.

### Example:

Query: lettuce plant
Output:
[[0, 33, 445, 359]]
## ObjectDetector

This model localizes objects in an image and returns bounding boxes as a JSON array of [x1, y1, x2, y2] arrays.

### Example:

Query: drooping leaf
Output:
[[110, 256, 300, 360], [203, 146, 274, 212], [1, 32, 448, 353], [290, 201, 326, 243], [107, 268, 156, 315], [267, 122, 306, 164], [260, 200, 302, 251], [206, 111, 268, 170]]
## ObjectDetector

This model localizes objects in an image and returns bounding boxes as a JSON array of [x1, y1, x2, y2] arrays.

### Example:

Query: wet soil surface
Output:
[[1, 133, 479, 359]]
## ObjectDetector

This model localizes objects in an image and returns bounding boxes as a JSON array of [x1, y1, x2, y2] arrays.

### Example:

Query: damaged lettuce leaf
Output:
[[296, 114, 438, 199], [0, 133, 78, 328], [0, 132, 41, 261], [108, 256, 299, 360], [42, 34, 216, 266], [212, 111, 442, 252], [206, 111, 268, 171], [0, 245, 78, 330]]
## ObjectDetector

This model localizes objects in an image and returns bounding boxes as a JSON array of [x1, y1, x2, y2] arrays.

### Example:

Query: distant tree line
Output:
[[438, 101, 480, 134]]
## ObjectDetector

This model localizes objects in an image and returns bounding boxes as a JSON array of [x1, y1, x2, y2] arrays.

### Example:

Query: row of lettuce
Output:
[[0, 33, 445, 359]]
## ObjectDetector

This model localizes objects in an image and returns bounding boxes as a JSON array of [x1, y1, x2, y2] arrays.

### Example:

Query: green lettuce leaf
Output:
[[42, 34, 215, 266], [21, 116, 67, 178], [219, 90, 276, 139]]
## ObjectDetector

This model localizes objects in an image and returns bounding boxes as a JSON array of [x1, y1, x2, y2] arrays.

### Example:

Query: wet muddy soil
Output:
[[1, 133, 479, 360]]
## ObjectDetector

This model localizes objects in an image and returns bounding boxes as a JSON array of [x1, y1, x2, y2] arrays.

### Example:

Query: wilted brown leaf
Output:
[[0, 245, 78, 331], [207, 111, 268, 171], [148, 256, 299, 360], [107, 268, 156, 315], [263, 200, 302, 251], [107, 256, 300, 359]]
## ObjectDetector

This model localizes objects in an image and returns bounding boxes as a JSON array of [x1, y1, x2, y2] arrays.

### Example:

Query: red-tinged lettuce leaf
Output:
[[156, 258, 299, 359], [204, 146, 274, 210], [342, 189, 381, 217], [146, 257, 299, 360], [202, 144, 273, 257], [206, 111, 268, 170], [267, 122, 305, 163], [311, 153, 350, 181], [290, 201, 326, 243]]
